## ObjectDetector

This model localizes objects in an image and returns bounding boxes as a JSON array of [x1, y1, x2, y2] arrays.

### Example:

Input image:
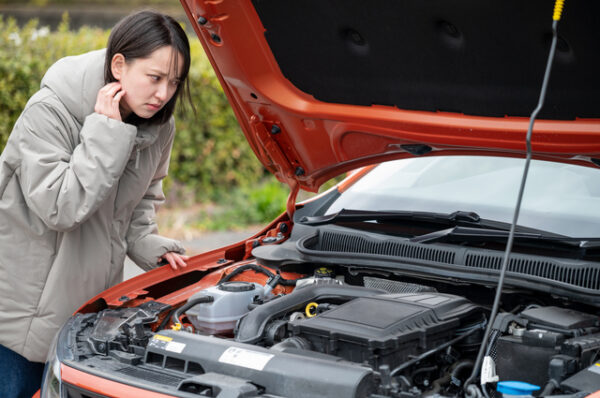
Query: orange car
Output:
[[39, 1, 600, 397]]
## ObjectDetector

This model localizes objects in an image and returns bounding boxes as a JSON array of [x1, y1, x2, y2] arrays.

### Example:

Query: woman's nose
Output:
[[155, 82, 168, 101]]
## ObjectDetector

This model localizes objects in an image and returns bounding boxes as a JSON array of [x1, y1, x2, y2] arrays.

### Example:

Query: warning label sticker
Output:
[[218, 347, 274, 371], [166, 341, 186, 354], [588, 363, 600, 375], [148, 334, 174, 350]]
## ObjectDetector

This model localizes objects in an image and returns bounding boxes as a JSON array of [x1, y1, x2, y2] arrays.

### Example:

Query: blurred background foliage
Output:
[[0, 12, 295, 232], [0, 0, 345, 234]]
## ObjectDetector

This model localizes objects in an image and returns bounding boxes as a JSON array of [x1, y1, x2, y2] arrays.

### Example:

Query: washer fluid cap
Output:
[[218, 281, 255, 292], [497, 381, 540, 396]]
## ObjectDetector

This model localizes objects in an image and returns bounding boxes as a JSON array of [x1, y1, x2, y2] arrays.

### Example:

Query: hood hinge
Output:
[[251, 117, 302, 220]]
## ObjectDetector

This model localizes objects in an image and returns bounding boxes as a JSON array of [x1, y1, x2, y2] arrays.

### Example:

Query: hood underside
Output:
[[181, 0, 600, 191]]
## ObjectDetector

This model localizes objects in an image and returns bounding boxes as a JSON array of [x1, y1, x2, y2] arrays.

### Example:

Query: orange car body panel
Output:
[[179, 0, 600, 192]]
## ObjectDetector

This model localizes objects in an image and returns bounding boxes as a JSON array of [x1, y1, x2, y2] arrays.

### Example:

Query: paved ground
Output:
[[123, 228, 259, 280]]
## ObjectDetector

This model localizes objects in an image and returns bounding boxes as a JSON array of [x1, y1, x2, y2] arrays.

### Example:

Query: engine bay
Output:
[[62, 261, 600, 398]]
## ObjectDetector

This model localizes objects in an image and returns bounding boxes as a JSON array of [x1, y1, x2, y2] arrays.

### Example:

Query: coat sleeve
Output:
[[16, 102, 137, 232], [126, 120, 185, 271]]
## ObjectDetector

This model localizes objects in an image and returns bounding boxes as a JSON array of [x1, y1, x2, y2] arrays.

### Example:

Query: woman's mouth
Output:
[[147, 103, 161, 111]]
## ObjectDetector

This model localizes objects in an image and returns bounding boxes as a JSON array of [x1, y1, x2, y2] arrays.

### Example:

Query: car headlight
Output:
[[41, 316, 77, 398], [41, 329, 62, 398]]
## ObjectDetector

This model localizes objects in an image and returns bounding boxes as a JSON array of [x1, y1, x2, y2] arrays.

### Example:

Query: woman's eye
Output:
[[171, 80, 181, 86], [149, 75, 160, 81]]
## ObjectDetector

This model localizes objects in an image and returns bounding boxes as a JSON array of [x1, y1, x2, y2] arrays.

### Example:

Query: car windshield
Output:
[[325, 156, 600, 238]]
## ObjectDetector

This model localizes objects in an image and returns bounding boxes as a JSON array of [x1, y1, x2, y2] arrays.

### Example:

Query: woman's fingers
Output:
[[161, 252, 188, 270], [94, 82, 124, 121], [174, 254, 188, 269], [164, 253, 177, 270], [101, 82, 121, 95], [113, 90, 126, 112], [99, 83, 121, 100]]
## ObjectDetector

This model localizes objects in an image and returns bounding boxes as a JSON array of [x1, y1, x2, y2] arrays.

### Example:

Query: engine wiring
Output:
[[390, 317, 487, 377], [464, 0, 566, 395]]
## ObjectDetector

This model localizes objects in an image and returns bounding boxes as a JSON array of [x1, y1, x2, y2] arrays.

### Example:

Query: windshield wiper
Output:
[[300, 209, 535, 233], [300, 209, 600, 255], [410, 226, 600, 248]]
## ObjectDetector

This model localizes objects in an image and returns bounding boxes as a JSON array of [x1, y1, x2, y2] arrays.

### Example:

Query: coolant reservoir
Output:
[[185, 281, 264, 334]]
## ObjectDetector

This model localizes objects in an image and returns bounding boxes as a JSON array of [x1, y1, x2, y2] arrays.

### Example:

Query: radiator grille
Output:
[[65, 383, 109, 398], [117, 366, 184, 387]]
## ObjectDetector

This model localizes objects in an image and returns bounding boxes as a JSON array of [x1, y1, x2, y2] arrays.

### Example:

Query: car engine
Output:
[[64, 264, 600, 398]]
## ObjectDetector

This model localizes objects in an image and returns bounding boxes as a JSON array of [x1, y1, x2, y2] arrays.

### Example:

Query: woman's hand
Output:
[[94, 82, 126, 121], [161, 252, 189, 270]]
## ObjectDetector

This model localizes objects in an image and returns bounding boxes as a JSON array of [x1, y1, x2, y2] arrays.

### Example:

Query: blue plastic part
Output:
[[497, 381, 541, 396]]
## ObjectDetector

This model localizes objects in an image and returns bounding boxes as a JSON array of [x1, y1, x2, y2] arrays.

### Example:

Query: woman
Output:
[[0, 11, 191, 397]]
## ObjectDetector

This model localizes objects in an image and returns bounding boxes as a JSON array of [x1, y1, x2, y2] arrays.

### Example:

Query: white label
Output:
[[219, 347, 274, 371], [588, 363, 600, 375], [165, 341, 186, 354]]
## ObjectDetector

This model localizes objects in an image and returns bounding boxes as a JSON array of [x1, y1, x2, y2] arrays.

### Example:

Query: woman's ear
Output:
[[111, 53, 126, 80]]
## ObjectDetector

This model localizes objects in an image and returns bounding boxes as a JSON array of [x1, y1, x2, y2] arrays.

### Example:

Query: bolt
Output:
[[270, 124, 281, 135], [443, 21, 459, 37], [217, 258, 227, 264], [197, 16, 208, 25], [279, 223, 289, 233], [119, 295, 129, 302], [211, 33, 222, 43], [295, 166, 305, 176]]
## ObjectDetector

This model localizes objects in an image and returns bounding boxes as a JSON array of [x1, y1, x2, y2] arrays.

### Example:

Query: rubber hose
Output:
[[221, 264, 298, 286], [451, 360, 474, 384], [171, 295, 214, 327], [466, 384, 483, 398], [541, 380, 558, 396]]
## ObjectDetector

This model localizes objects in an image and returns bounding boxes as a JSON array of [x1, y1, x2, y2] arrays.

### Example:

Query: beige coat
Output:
[[0, 49, 184, 362]]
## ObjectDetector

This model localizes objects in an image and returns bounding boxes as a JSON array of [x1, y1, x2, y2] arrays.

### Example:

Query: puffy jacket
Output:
[[0, 49, 185, 362]]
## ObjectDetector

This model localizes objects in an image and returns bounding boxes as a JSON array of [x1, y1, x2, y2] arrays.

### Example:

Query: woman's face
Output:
[[112, 45, 184, 119]]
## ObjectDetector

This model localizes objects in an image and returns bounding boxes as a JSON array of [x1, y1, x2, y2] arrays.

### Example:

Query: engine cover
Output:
[[145, 330, 375, 398], [288, 293, 482, 369]]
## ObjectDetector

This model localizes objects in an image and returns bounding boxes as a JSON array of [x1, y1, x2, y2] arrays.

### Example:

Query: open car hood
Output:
[[180, 0, 600, 192]]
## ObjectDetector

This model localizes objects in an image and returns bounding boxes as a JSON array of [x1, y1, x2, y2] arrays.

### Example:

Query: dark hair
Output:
[[105, 10, 192, 125]]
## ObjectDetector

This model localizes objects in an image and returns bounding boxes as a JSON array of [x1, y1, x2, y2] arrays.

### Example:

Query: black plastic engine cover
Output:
[[520, 306, 599, 330], [562, 362, 600, 394], [144, 330, 375, 398], [288, 293, 481, 369]]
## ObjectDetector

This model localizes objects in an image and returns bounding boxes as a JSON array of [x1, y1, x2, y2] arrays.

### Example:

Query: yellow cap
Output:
[[171, 323, 182, 331]]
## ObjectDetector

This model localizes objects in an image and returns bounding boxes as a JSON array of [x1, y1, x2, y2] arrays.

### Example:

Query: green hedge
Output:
[[0, 15, 274, 203]]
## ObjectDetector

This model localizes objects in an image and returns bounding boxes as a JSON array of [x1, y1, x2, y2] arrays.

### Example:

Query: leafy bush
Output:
[[186, 180, 288, 232], [0, 15, 276, 206], [0, 15, 108, 149], [169, 39, 268, 202]]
